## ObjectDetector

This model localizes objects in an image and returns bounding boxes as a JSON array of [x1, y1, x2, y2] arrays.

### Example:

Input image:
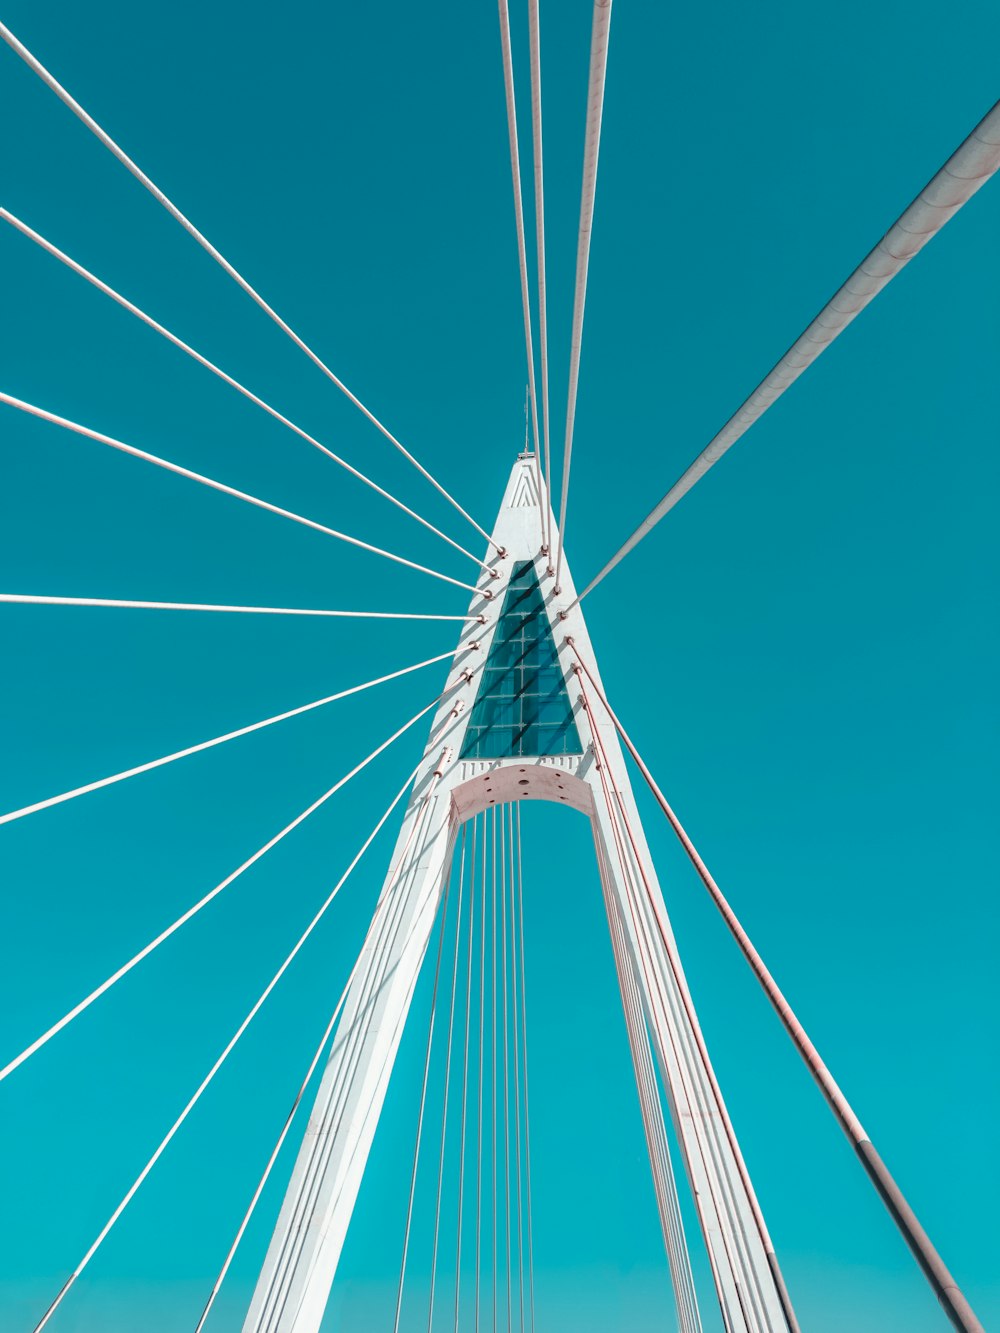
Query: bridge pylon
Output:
[[243, 453, 796, 1333]]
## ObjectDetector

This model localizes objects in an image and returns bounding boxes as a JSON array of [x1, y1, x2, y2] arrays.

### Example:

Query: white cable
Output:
[[427, 825, 467, 1332], [497, 0, 544, 540], [527, 0, 553, 560], [0, 592, 481, 622], [0, 694, 441, 1085], [0, 391, 483, 596], [193, 759, 422, 1333], [0, 648, 457, 827], [500, 805, 512, 1333], [31, 757, 426, 1333], [454, 816, 477, 1330], [492, 805, 499, 1333], [514, 805, 536, 1333], [554, 0, 613, 593], [574, 96, 1000, 606], [507, 807, 525, 1333], [391, 847, 454, 1333], [0, 23, 499, 552], [476, 813, 487, 1333], [0, 209, 495, 576]]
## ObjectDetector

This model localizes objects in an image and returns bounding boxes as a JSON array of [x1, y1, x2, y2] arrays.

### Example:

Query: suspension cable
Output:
[[0, 592, 482, 622], [571, 97, 1000, 607], [0, 23, 499, 552], [193, 759, 424, 1332], [0, 391, 484, 596], [507, 805, 525, 1332], [31, 749, 432, 1333], [553, 0, 613, 593], [0, 693, 440, 1086], [454, 815, 478, 1330], [572, 645, 983, 1333], [391, 840, 455, 1333], [514, 804, 536, 1333], [0, 648, 457, 827], [0, 210, 494, 576], [527, 0, 553, 560], [476, 812, 487, 1333], [492, 805, 500, 1333], [500, 805, 513, 1332], [427, 826, 468, 1331], [497, 0, 544, 544]]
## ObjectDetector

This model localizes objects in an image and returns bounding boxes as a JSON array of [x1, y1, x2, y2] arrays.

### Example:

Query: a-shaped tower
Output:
[[244, 455, 795, 1333]]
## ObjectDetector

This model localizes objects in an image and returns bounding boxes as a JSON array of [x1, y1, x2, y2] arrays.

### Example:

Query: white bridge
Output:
[[0, 6, 996, 1332]]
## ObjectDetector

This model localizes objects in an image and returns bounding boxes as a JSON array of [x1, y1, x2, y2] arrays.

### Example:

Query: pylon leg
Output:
[[243, 782, 455, 1333], [590, 782, 789, 1333], [595, 834, 703, 1333]]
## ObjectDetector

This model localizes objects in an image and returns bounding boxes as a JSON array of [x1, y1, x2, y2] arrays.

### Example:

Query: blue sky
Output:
[[1, 2, 998, 1331]]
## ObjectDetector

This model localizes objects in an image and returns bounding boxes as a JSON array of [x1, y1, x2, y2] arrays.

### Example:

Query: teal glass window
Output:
[[461, 560, 582, 759]]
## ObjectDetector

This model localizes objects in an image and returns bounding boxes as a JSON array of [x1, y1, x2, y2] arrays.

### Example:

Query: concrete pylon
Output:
[[243, 455, 795, 1333]]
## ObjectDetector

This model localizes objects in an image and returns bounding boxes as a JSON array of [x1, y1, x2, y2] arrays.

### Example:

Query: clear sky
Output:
[[0, 2, 997, 1331]]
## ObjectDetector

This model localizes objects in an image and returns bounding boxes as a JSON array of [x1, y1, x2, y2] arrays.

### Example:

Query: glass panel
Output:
[[461, 559, 583, 760]]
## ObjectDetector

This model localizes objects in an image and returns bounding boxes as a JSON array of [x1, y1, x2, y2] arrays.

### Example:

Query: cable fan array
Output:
[[392, 808, 538, 1333], [0, 3, 997, 1332]]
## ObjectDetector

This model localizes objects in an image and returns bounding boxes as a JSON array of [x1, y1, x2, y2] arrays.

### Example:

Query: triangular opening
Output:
[[461, 560, 583, 759]]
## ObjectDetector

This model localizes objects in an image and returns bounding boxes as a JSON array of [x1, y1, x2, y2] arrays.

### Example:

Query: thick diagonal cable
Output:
[[553, 0, 613, 593], [31, 756, 428, 1333], [572, 646, 982, 1333], [0, 24, 498, 552], [391, 843, 455, 1333], [0, 392, 482, 596], [427, 826, 468, 1331], [0, 210, 493, 575], [0, 693, 441, 1086], [527, 0, 552, 559], [0, 648, 456, 827], [0, 593, 481, 622], [194, 757, 424, 1333], [573, 97, 1000, 607], [497, 0, 543, 541], [514, 805, 536, 1333], [454, 816, 478, 1330]]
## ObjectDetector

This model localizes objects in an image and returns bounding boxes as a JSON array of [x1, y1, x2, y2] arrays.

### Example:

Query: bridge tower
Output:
[[244, 454, 796, 1333]]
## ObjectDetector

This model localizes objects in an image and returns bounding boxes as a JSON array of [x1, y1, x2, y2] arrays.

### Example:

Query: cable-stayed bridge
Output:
[[1, 5, 997, 1331]]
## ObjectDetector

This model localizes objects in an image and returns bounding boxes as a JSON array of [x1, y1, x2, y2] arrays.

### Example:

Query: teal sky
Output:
[[1, 2, 998, 1331]]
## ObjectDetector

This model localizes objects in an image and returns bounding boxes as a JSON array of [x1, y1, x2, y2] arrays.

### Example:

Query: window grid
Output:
[[461, 561, 582, 760]]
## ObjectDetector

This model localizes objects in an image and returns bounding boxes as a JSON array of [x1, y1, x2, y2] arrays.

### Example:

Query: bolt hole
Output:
[[517, 779, 530, 786]]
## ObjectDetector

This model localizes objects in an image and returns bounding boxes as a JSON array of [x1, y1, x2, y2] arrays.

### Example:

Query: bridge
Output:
[[1, 5, 997, 1331]]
